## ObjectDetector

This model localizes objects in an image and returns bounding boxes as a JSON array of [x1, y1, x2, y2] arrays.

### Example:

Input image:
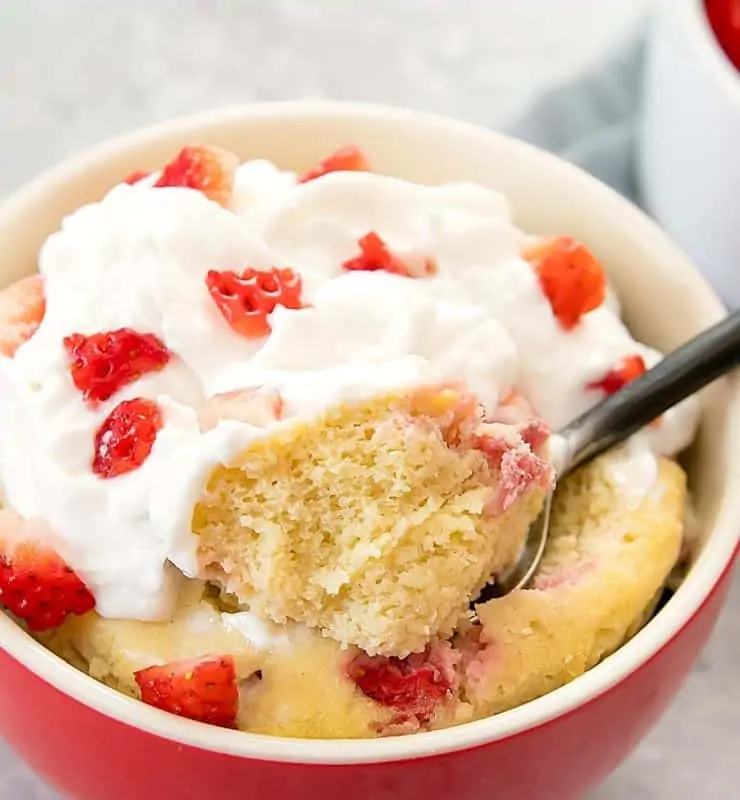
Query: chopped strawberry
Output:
[[0, 275, 46, 358], [0, 535, 95, 632], [587, 354, 647, 395], [474, 423, 554, 515], [93, 398, 162, 479], [298, 145, 371, 183], [154, 145, 239, 207], [473, 423, 521, 471], [206, 266, 303, 339], [64, 328, 171, 405], [348, 649, 454, 724], [486, 392, 550, 454], [342, 232, 437, 278], [135, 655, 238, 728], [517, 419, 551, 453], [198, 387, 283, 432], [493, 447, 554, 514], [525, 236, 606, 330], [123, 170, 151, 186]]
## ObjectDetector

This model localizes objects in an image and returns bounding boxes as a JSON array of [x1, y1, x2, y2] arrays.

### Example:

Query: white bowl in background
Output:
[[640, 0, 740, 308]]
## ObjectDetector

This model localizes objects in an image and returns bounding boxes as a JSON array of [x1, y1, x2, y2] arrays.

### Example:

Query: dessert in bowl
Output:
[[0, 103, 737, 800]]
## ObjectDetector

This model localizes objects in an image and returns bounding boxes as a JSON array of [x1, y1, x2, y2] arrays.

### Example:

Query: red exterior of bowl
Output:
[[0, 554, 735, 800]]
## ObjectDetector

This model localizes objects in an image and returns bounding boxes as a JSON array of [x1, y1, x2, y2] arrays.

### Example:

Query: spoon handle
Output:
[[559, 309, 740, 473]]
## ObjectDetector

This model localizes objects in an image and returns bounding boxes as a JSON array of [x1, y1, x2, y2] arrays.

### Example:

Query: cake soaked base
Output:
[[42, 450, 686, 739]]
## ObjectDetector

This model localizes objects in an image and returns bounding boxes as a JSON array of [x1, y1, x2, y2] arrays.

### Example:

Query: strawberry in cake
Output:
[[0, 143, 699, 737]]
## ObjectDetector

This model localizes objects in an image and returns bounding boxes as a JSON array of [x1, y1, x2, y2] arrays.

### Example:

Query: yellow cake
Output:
[[42, 446, 685, 739], [193, 386, 551, 657]]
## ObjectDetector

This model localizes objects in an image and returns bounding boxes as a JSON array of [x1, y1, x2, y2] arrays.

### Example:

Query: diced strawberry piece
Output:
[[587, 354, 647, 395], [347, 647, 454, 724], [154, 145, 239, 207], [493, 447, 554, 514], [525, 236, 606, 330], [486, 392, 550, 454], [473, 424, 521, 471], [298, 145, 371, 183], [517, 419, 551, 453], [135, 655, 238, 728], [0, 275, 46, 358], [123, 170, 151, 186], [198, 387, 283, 432], [474, 423, 554, 515], [206, 266, 303, 339], [342, 232, 437, 278], [0, 522, 95, 632], [93, 398, 162, 479], [64, 328, 171, 405]]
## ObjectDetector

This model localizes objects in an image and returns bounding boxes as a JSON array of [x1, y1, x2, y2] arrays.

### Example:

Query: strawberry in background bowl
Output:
[[0, 102, 737, 800]]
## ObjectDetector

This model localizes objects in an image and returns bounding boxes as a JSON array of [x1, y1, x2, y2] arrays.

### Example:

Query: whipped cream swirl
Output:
[[0, 160, 699, 619]]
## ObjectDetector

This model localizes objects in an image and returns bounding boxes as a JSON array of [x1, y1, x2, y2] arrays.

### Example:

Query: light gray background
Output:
[[0, 1, 737, 798]]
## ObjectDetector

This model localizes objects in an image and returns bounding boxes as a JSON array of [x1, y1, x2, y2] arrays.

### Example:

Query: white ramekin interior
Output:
[[0, 102, 738, 765]]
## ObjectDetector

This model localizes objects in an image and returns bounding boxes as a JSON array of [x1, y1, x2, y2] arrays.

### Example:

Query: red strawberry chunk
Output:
[[298, 145, 371, 183], [154, 145, 239, 207], [64, 328, 171, 405], [206, 266, 303, 339], [493, 447, 554, 514], [342, 232, 437, 278], [587, 354, 647, 395], [93, 398, 162, 479], [0, 532, 95, 632], [517, 419, 551, 453], [0, 275, 46, 358], [135, 655, 238, 728], [473, 425, 521, 471], [474, 423, 554, 515], [525, 236, 606, 330], [347, 648, 454, 724], [123, 170, 151, 186]]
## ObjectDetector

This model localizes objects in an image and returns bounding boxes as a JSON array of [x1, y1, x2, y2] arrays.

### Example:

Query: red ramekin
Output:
[[1, 103, 737, 800]]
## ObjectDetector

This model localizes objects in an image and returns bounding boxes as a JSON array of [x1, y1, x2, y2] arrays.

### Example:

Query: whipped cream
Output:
[[0, 160, 700, 620]]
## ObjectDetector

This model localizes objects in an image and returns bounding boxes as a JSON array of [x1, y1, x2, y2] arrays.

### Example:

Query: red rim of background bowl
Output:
[[0, 102, 738, 766], [693, 0, 740, 95]]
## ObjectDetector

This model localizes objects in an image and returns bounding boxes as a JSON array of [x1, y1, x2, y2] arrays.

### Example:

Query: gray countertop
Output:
[[0, 1, 737, 797]]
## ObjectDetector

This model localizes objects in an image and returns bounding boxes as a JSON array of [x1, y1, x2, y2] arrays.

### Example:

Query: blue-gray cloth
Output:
[[507, 34, 645, 206]]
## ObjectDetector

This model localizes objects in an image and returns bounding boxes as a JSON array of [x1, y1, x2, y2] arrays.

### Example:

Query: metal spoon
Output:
[[484, 308, 740, 600]]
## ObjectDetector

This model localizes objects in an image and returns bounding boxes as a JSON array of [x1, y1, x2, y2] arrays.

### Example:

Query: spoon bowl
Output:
[[486, 308, 740, 599]]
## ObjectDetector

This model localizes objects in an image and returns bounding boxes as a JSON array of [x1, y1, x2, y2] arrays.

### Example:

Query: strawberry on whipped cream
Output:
[[0, 144, 699, 632]]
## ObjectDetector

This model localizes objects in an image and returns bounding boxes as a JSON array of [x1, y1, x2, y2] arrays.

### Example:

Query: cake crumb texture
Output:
[[464, 453, 685, 717], [193, 387, 547, 657]]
